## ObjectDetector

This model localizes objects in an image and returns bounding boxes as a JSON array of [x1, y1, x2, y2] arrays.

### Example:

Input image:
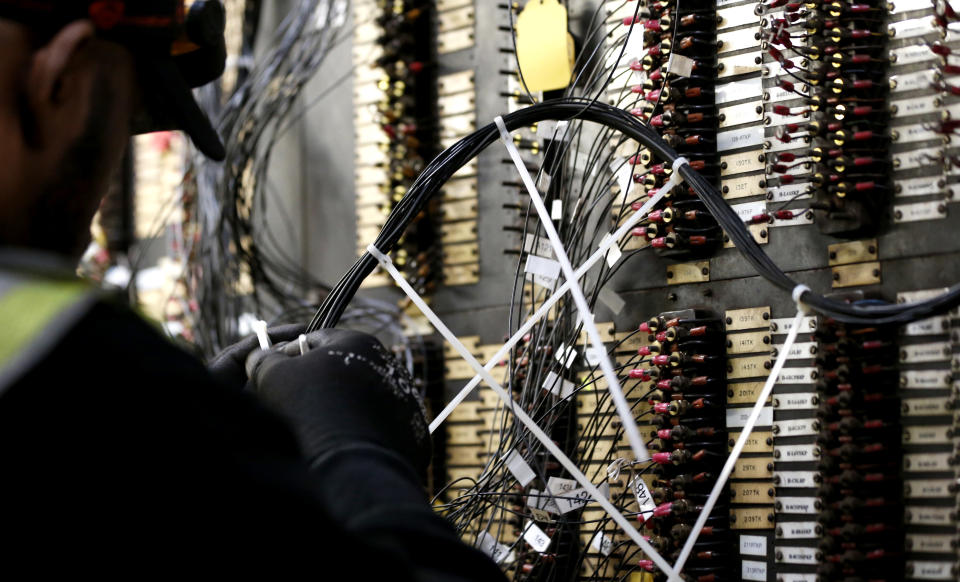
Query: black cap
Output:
[[0, 0, 227, 160]]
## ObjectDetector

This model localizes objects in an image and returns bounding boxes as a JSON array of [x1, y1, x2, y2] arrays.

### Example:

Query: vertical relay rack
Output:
[[338, 0, 960, 580]]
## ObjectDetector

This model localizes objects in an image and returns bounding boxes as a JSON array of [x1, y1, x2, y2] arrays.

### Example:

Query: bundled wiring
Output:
[[310, 97, 960, 331], [178, 0, 413, 356]]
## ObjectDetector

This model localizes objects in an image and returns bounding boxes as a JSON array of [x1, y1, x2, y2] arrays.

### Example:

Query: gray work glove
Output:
[[207, 324, 304, 389], [245, 329, 431, 476]]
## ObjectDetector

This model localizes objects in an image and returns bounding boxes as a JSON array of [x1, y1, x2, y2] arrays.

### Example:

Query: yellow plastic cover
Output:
[[515, 0, 576, 93]]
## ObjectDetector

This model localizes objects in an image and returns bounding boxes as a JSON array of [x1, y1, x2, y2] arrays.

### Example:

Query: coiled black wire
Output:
[[308, 97, 960, 331]]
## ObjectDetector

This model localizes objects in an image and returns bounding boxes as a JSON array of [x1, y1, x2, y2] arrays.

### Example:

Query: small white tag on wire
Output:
[[591, 531, 614, 556], [548, 477, 592, 514], [527, 489, 558, 519], [611, 159, 635, 194], [667, 53, 696, 78], [525, 255, 562, 288], [478, 531, 516, 564], [538, 172, 552, 192], [631, 474, 657, 521], [555, 343, 577, 368], [599, 287, 626, 315], [599, 233, 623, 267], [523, 521, 552, 553], [504, 450, 536, 487], [551, 199, 563, 221], [524, 234, 556, 260], [543, 371, 576, 398]]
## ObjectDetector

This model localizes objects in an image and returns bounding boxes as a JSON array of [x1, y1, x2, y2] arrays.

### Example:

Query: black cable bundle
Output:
[[309, 97, 960, 331]]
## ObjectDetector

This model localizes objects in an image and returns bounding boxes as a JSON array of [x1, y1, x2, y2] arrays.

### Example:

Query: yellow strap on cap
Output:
[[0, 279, 91, 372], [515, 0, 576, 93]]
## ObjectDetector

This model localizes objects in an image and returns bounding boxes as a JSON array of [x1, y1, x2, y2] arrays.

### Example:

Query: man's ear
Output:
[[21, 20, 96, 149]]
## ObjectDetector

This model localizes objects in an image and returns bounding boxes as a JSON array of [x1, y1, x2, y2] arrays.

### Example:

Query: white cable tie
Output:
[[366, 244, 390, 265], [252, 320, 271, 350], [368, 204, 676, 577], [792, 284, 812, 315], [429, 161, 667, 434], [658, 156, 689, 198], [669, 308, 807, 581], [494, 115, 650, 465]]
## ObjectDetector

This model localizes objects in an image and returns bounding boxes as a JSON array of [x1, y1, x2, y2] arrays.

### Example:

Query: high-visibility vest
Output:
[[0, 269, 97, 396]]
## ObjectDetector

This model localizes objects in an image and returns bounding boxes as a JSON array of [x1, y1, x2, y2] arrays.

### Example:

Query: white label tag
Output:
[[767, 183, 811, 203], [776, 546, 819, 564], [611, 159, 636, 195], [599, 233, 623, 267], [774, 418, 818, 437], [779, 575, 817, 582], [668, 53, 695, 77], [776, 497, 819, 514], [776, 366, 817, 384], [555, 343, 577, 368], [522, 521, 552, 553], [907, 506, 955, 525], [775, 471, 818, 488], [726, 406, 774, 428], [538, 173, 552, 193], [771, 316, 816, 334], [542, 371, 576, 399], [905, 479, 955, 499], [477, 531, 516, 564], [774, 393, 817, 410], [551, 199, 562, 221], [775, 443, 818, 462], [504, 450, 536, 487], [903, 425, 953, 444], [599, 287, 625, 314], [525, 255, 561, 286], [715, 77, 762, 105], [718, 125, 764, 152], [553, 487, 593, 514], [630, 474, 657, 520], [896, 176, 943, 198], [907, 561, 954, 580], [905, 534, 958, 554], [547, 476, 577, 494], [890, 16, 937, 40], [777, 521, 819, 539], [904, 315, 950, 336], [901, 342, 951, 363], [740, 534, 767, 556], [590, 531, 613, 556], [730, 201, 767, 222], [742, 560, 768, 581], [527, 489, 558, 517], [783, 342, 817, 360], [901, 370, 951, 389], [524, 234, 556, 260]]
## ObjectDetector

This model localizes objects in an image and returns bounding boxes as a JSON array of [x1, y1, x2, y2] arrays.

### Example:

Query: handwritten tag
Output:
[[523, 521, 552, 552], [630, 474, 657, 520]]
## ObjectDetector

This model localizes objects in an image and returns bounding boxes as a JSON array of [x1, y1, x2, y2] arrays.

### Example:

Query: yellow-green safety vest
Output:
[[0, 269, 97, 394]]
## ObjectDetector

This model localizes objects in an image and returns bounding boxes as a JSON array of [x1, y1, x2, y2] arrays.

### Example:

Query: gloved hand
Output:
[[245, 329, 431, 476], [207, 324, 304, 390]]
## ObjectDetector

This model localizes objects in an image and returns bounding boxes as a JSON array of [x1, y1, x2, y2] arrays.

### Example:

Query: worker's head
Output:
[[0, 0, 226, 258]]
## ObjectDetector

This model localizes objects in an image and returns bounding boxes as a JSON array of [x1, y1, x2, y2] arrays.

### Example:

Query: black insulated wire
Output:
[[308, 97, 960, 331]]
